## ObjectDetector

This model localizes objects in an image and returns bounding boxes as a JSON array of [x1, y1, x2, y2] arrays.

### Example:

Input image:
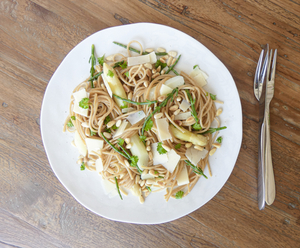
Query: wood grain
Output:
[[0, 0, 299, 247]]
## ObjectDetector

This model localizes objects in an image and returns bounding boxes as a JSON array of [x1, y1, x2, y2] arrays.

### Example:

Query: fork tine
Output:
[[254, 49, 265, 101], [270, 49, 277, 81], [254, 49, 264, 85]]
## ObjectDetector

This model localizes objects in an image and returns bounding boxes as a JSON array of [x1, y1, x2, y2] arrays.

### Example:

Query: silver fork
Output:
[[264, 49, 277, 205], [254, 45, 277, 209], [254, 44, 269, 210]]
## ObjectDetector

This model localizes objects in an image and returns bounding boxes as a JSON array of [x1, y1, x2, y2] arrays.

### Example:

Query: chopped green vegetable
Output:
[[90, 129, 97, 136], [80, 162, 85, 171], [112, 124, 118, 130], [113, 94, 157, 106], [174, 143, 181, 150], [107, 70, 114, 78], [115, 177, 123, 200], [104, 116, 111, 125], [193, 65, 199, 69], [125, 71, 129, 78], [154, 170, 159, 174], [98, 54, 105, 66], [155, 60, 167, 70], [157, 142, 167, 155], [202, 126, 227, 134], [165, 55, 181, 74], [79, 98, 90, 109], [101, 132, 129, 159], [216, 136, 223, 143], [142, 88, 179, 135], [146, 186, 151, 192], [88, 71, 103, 82], [185, 89, 199, 124], [101, 133, 142, 174], [172, 69, 180, 75], [144, 119, 153, 132], [139, 135, 147, 142], [175, 191, 184, 199], [117, 138, 125, 146], [192, 123, 202, 131], [185, 160, 207, 178], [210, 93, 216, 100], [67, 120, 74, 127], [70, 116, 76, 120]]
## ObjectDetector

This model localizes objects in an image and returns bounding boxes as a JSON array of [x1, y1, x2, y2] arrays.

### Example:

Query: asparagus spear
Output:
[[169, 125, 207, 146], [89, 44, 96, 88], [113, 94, 157, 106], [113, 41, 168, 56], [185, 160, 207, 178]]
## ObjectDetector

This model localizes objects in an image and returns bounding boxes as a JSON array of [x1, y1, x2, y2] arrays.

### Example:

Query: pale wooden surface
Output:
[[1, 0, 300, 247]]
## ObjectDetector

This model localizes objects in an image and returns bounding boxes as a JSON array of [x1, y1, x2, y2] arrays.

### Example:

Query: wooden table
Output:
[[1, 0, 299, 247]]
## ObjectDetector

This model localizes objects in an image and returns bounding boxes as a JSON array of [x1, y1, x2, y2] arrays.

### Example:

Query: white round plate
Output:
[[40, 23, 242, 224]]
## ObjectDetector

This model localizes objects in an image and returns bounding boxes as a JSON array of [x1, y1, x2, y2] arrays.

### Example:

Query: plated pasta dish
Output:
[[63, 40, 226, 204]]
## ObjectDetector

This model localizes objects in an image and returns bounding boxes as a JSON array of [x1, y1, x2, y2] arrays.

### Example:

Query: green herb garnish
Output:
[[107, 70, 114, 78], [117, 138, 125, 146], [139, 135, 147, 142], [174, 143, 181, 150], [185, 160, 207, 178], [104, 116, 111, 125], [105, 128, 111, 133], [79, 98, 90, 109], [120, 103, 128, 109], [67, 120, 74, 127], [175, 191, 184, 199], [80, 162, 86, 171], [113, 94, 157, 106], [155, 60, 167, 70], [112, 124, 118, 130], [98, 54, 105, 66], [90, 129, 97, 136], [70, 116, 76, 120], [146, 186, 151, 192], [113, 60, 127, 69], [193, 65, 199, 69], [154, 170, 159, 175], [210, 93, 216, 100], [144, 119, 153, 132], [192, 123, 202, 131], [125, 71, 129, 78], [216, 136, 223, 143], [115, 177, 123, 200], [157, 142, 167, 155]]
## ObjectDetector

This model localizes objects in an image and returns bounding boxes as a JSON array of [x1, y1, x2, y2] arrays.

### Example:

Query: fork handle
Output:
[[258, 120, 266, 210], [264, 108, 276, 205]]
